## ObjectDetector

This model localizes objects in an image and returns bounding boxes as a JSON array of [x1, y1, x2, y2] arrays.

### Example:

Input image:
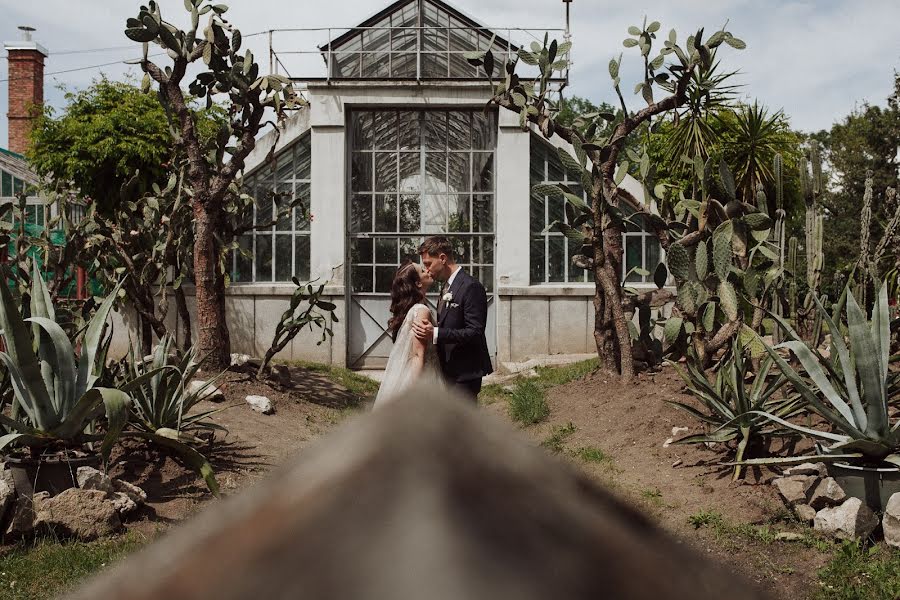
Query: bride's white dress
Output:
[[373, 303, 443, 408]]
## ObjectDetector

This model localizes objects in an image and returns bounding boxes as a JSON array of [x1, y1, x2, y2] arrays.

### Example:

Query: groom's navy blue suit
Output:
[[436, 269, 493, 399]]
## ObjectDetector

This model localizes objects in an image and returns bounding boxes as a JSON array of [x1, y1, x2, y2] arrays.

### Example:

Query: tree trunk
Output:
[[175, 285, 192, 352], [193, 203, 231, 369], [601, 223, 634, 381]]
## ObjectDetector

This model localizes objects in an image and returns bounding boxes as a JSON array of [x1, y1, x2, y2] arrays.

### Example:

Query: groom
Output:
[[412, 236, 493, 400]]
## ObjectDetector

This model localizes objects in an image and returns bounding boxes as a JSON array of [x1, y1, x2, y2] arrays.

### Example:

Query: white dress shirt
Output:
[[433, 265, 460, 344]]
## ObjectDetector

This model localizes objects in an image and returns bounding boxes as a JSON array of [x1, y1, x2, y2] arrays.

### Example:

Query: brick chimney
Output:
[[4, 26, 47, 154]]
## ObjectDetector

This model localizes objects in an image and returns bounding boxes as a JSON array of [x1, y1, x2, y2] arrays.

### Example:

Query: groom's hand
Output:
[[412, 319, 433, 341]]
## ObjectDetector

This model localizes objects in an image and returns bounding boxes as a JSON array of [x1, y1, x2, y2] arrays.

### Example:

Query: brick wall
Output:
[[6, 48, 45, 154]]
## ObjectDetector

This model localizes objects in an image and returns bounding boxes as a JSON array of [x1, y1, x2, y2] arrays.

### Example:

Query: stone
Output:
[[783, 462, 828, 478], [671, 426, 689, 437], [108, 492, 137, 515], [76, 466, 114, 494], [187, 380, 225, 402], [35, 488, 122, 541], [0, 470, 14, 525], [814, 497, 879, 541], [794, 504, 817, 524], [269, 364, 292, 386], [808, 477, 847, 510], [246, 395, 274, 415], [230, 353, 253, 367], [112, 479, 148, 505], [883, 492, 900, 548], [5, 495, 36, 537], [773, 475, 816, 506], [774, 532, 805, 542]]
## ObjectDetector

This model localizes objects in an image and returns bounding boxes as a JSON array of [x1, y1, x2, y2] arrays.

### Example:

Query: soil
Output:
[[107, 364, 824, 598]]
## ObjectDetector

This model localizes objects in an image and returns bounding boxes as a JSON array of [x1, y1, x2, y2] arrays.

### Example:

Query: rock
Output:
[[814, 497, 879, 541], [0, 470, 14, 525], [112, 479, 148, 505], [269, 364, 292, 386], [671, 426, 689, 437], [187, 380, 225, 402], [794, 504, 817, 524], [108, 492, 137, 515], [76, 466, 114, 494], [783, 462, 827, 478], [5, 495, 36, 537], [809, 477, 846, 510], [230, 353, 253, 367], [35, 488, 121, 541], [246, 395, 274, 415], [671, 460, 683, 468], [775, 532, 805, 542], [773, 475, 816, 506], [883, 493, 900, 548]]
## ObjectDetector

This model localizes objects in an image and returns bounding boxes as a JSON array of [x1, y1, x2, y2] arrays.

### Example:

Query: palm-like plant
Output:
[[746, 283, 900, 467], [667, 337, 803, 480], [718, 101, 798, 204], [0, 263, 129, 462], [121, 334, 225, 495]]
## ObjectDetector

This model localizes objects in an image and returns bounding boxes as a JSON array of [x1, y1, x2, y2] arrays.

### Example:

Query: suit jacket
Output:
[[436, 269, 494, 383]]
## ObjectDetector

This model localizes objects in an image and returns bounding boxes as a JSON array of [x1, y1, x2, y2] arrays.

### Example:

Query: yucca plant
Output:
[[120, 334, 226, 495], [0, 263, 130, 463], [743, 283, 900, 468], [667, 337, 803, 480]]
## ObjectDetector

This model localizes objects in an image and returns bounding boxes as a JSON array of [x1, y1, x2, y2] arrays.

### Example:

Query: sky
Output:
[[1, 0, 899, 149]]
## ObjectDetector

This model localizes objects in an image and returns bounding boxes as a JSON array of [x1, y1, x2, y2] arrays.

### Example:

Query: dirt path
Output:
[[113, 363, 825, 599]]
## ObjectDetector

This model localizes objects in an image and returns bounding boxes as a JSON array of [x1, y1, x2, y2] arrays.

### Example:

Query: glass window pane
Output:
[[351, 194, 372, 232], [362, 52, 390, 78], [447, 152, 470, 193], [472, 152, 493, 192], [296, 183, 311, 230], [233, 234, 252, 283], [1, 171, 11, 197], [424, 152, 447, 191], [647, 237, 662, 273], [472, 112, 496, 150], [531, 238, 545, 284], [351, 238, 373, 264], [548, 195, 564, 226], [297, 134, 311, 178], [448, 195, 470, 232], [399, 194, 420, 232], [374, 152, 397, 192], [373, 112, 398, 150], [473, 194, 493, 232], [375, 194, 397, 232], [375, 238, 397, 264], [295, 235, 311, 281], [480, 266, 494, 293], [375, 266, 395, 292], [398, 152, 419, 191], [448, 112, 471, 150], [351, 152, 372, 192], [473, 236, 494, 264], [352, 265, 373, 292], [548, 237, 565, 283], [275, 234, 293, 281], [256, 185, 274, 228], [351, 112, 374, 150], [399, 237, 421, 263], [423, 112, 447, 150], [568, 237, 587, 282], [449, 236, 471, 263], [255, 235, 273, 282], [398, 111, 420, 149], [530, 191, 545, 233], [547, 153, 564, 182], [625, 235, 643, 282]]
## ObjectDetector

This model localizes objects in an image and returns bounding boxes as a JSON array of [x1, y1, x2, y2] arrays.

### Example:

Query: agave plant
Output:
[[745, 283, 900, 468], [0, 263, 129, 462], [118, 334, 226, 495], [667, 337, 803, 480]]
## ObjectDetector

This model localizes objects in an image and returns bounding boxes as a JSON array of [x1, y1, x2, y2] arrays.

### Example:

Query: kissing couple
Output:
[[372, 236, 493, 408]]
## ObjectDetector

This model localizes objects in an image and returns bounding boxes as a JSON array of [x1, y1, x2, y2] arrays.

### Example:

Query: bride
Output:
[[373, 260, 442, 408]]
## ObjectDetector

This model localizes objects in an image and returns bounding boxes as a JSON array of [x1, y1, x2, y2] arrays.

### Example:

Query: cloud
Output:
[[2, 0, 899, 146]]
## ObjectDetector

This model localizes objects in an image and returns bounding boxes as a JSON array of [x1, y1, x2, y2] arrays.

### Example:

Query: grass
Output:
[[0, 531, 151, 599], [574, 445, 612, 465], [814, 541, 900, 600], [541, 422, 576, 453], [508, 380, 549, 424]]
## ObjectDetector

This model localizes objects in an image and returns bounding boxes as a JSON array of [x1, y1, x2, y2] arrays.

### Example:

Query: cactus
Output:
[[790, 144, 825, 346]]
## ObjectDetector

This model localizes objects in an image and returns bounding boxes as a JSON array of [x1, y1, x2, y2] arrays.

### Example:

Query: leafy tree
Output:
[[467, 23, 746, 379], [124, 0, 301, 368], [819, 75, 900, 290]]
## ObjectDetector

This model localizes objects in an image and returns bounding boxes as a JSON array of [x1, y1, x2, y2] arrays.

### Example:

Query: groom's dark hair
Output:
[[418, 236, 454, 260]]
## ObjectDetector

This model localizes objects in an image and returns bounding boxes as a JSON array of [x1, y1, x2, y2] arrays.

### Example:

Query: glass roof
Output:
[[324, 0, 511, 79]]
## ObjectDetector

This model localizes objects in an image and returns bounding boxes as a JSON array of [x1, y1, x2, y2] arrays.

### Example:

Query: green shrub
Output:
[[508, 380, 549, 425]]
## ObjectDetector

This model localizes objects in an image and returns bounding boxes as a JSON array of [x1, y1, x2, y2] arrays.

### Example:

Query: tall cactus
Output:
[[796, 144, 825, 346]]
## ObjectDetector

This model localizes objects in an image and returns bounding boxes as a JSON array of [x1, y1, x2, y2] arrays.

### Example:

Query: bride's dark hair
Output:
[[388, 260, 425, 340]]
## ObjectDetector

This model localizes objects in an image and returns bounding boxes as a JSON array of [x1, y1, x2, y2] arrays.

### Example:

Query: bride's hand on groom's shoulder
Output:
[[411, 319, 433, 340]]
